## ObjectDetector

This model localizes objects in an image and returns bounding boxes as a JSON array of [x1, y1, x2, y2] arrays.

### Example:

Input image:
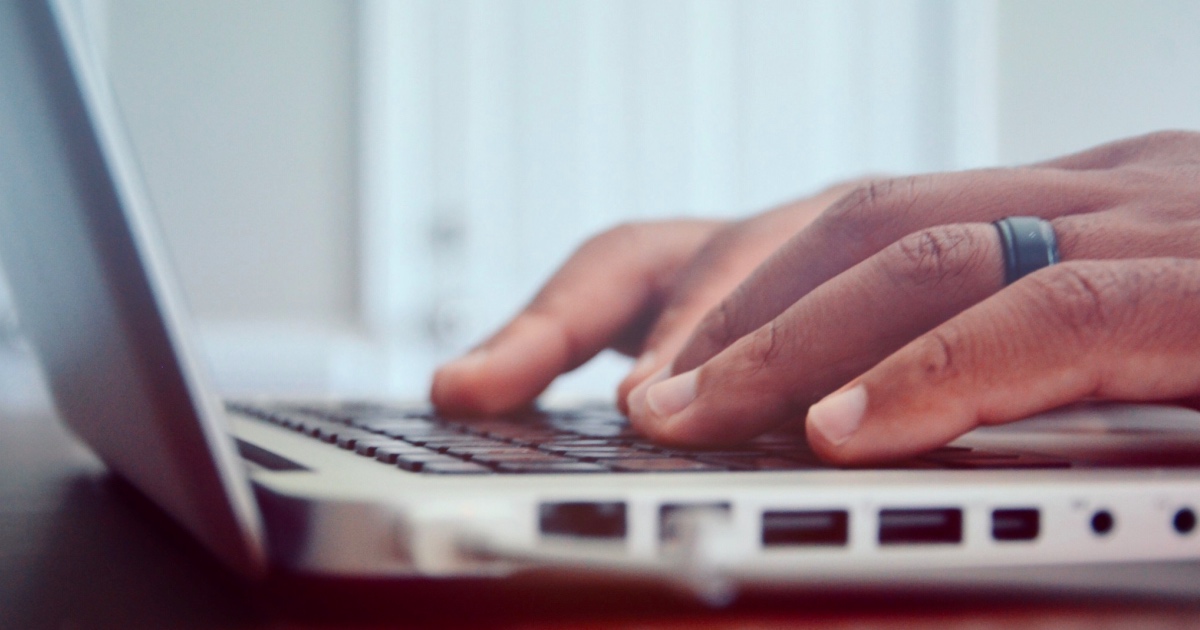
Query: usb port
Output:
[[660, 502, 732, 543], [878, 508, 962, 545], [992, 508, 1039, 541], [539, 502, 626, 540], [762, 510, 849, 547]]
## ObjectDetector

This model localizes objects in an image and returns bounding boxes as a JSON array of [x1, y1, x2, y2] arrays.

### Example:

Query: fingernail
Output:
[[627, 367, 670, 419], [647, 369, 697, 419], [807, 384, 868, 446]]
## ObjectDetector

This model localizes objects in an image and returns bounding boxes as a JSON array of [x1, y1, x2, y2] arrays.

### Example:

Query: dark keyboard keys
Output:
[[373, 445, 436, 463], [492, 462, 611, 474], [394, 453, 470, 472], [352, 437, 423, 456], [471, 452, 578, 465], [227, 401, 1069, 475], [422, 461, 493, 475]]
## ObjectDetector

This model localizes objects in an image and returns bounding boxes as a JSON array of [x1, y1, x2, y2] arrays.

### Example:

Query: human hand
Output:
[[430, 183, 858, 415], [625, 130, 1200, 465]]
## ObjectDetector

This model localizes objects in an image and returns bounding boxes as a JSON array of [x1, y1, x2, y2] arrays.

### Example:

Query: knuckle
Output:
[[1145, 258, 1200, 293], [1096, 130, 1200, 166], [1136, 129, 1200, 151], [698, 221, 745, 252], [1025, 262, 1125, 340], [914, 326, 966, 389], [818, 176, 926, 250], [1116, 259, 1200, 325], [1046, 214, 1095, 260], [585, 221, 645, 252], [682, 223, 746, 274], [739, 317, 788, 376], [820, 181, 887, 237], [887, 226, 992, 289], [692, 297, 744, 358]]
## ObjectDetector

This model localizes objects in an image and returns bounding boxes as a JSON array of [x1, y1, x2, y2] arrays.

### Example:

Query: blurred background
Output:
[[2, 0, 1200, 408]]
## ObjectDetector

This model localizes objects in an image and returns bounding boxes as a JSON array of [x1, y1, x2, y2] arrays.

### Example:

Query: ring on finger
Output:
[[994, 216, 1060, 285]]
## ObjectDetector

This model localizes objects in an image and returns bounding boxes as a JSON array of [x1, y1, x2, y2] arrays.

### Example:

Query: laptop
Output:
[[5, 0, 1200, 592]]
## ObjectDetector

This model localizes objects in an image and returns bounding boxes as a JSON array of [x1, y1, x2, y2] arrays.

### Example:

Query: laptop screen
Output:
[[0, 0, 265, 576]]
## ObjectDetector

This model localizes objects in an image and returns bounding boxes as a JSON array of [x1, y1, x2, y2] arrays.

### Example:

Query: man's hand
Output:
[[434, 130, 1200, 465], [625, 130, 1200, 463], [431, 184, 857, 414]]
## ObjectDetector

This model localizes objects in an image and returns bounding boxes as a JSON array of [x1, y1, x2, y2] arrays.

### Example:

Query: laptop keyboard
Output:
[[226, 401, 1070, 475]]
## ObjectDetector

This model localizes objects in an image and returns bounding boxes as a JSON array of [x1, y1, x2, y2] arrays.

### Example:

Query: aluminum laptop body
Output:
[[5, 0, 1200, 589]]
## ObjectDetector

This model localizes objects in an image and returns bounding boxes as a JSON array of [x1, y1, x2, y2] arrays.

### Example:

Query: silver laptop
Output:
[[5, 0, 1200, 592]]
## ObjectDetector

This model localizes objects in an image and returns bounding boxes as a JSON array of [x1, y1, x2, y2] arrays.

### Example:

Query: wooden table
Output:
[[5, 356, 1200, 628]]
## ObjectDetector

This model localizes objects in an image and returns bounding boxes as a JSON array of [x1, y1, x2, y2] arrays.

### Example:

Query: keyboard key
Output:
[[374, 445, 438, 463], [539, 439, 625, 450], [302, 419, 356, 442], [492, 462, 610, 474], [623, 440, 667, 451], [654, 448, 708, 458], [470, 426, 561, 441], [445, 445, 547, 456], [471, 452, 575, 464], [694, 449, 781, 457], [334, 431, 384, 449], [402, 434, 482, 446], [343, 435, 402, 452], [417, 436, 503, 448], [421, 461, 493, 475], [395, 451, 468, 462], [395, 453, 468, 472], [352, 418, 442, 434]]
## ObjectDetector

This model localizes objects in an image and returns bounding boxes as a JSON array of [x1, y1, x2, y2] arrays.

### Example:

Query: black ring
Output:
[[994, 217, 1060, 285]]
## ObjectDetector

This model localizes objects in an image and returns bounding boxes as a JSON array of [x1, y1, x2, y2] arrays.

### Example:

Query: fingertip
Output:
[[636, 369, 707, 444], [617, 352, 661, 415], [803, 383, 872, 465], [632, 361, 800, 447], [802, 374, 975, 465], [430, 350, 493, 413], [634, 368, 754, 447], [806, 384, 867, 447], [646, 369, 698, 419], [431, 314, 570, 414], [625, 367, 670, 429]]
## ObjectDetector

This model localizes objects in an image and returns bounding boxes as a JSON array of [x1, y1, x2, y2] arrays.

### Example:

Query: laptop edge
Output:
[[0, 0, 266, 577]]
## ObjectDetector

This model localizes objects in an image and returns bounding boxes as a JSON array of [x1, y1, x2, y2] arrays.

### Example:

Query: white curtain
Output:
[[359, 0, 997, 397]]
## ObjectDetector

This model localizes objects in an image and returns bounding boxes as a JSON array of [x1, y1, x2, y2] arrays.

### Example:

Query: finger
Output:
[[616, 185, 852, 414], [805, 258, 1200, 464], [626, 222, 1005, 444], [431, 220, 722, 414], [671, 168, 1125, 376], [615, 296, 716, 416], [614, 228, 761, 415], [1052, 207, 1200, 261], [1037, 130, 1200, 171]]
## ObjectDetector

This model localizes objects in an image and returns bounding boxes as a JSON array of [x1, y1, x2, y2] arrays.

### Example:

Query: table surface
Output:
[[6, 353, 1200, 629]]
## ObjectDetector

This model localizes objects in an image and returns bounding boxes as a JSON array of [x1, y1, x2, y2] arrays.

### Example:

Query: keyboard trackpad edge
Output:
[[954, 402, 1200, 467]]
